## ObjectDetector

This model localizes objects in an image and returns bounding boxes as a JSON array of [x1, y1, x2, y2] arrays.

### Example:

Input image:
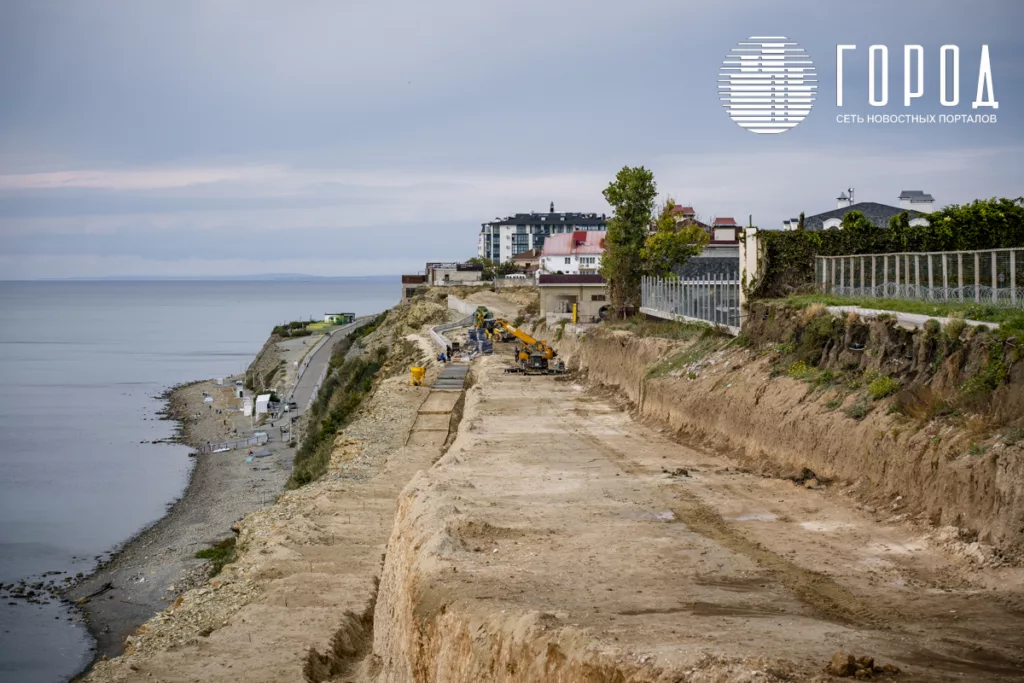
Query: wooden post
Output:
[[915, 254, 921, 293], [895, 256, 901, 295], [883, 255, 888, 288], [860, 256, 865, 292], [831, 258, 836, 292], [871, 255, 877, 293], [927, 254, 933, 294]]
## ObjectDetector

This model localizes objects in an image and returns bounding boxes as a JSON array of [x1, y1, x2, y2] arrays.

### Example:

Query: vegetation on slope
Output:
[[287, 313, 387, 488]]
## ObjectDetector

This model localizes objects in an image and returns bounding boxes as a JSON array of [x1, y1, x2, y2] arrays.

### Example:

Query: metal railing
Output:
[[641, 274, 741, 332], [196, 432, 269, 454], [816, 248, 1024, 307]]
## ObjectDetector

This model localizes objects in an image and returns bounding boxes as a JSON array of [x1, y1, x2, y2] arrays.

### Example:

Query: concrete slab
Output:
[[412, 413, 451, 432], [419, 392, 461, 414], [406, 431, 447, 447]]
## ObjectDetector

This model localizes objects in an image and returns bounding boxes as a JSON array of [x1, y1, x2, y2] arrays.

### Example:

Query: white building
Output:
[[539, 231, 606, 276], [255, 394, 271, 415], [478, 203, 607, 264]]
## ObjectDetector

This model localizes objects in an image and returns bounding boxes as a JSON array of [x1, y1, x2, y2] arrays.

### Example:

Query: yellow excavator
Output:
[[492, 319, 564, 374]]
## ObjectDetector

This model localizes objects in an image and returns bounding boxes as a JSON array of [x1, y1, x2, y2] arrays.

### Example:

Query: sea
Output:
[[0, 278, 398, 683]]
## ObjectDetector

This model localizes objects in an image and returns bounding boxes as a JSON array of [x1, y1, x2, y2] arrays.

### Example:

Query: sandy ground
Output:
[[68, 377, 296, 661], [368, 354, 1024, 681]]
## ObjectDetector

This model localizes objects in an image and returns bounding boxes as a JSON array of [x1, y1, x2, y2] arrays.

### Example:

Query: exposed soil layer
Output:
[[366, 353, 1024, 682], [554, 304, 1024, 558]]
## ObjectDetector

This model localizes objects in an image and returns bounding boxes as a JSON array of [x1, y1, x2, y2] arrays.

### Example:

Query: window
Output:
[[591, 295, 606, 302], [565, 257, 571, 264]]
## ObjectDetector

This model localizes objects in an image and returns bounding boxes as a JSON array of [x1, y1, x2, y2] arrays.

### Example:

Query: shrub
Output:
[[894, 385, 948, 421], [960, 354, 1009, 397], [288, 346, 387, 488], [943, 311, 966, 341], [868, 375, 899, 400], [787, 360, 816, 380], [844, 400, 869, 420]]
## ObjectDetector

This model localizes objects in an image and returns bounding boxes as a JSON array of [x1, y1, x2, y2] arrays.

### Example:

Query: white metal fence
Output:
[[816, 248, 1024, 307], [641, 275, 741, 331]]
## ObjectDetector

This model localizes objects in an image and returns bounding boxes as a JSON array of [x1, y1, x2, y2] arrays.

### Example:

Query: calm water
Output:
[[0, 279, 397, 683]]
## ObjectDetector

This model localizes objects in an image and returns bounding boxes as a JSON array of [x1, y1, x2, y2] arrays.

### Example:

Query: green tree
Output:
[[640, 199, 709, 277], [600, 166, 658, 316], [840, 210, 874, 233], [493, 259, 521, 277], [466, 257, 495, 279], [467, 256, 523, 280]]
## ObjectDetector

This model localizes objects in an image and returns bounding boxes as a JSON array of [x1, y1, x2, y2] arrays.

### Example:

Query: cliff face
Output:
[[549, 304, 1024, 557]]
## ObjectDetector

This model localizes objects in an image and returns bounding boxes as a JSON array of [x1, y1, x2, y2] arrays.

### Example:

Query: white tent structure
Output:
[[242, 397, 254, 417], [255, 394, 271, 415]]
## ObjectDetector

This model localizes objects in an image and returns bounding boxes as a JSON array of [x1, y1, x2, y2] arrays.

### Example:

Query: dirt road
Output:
[[371, 355, 1024, 681]]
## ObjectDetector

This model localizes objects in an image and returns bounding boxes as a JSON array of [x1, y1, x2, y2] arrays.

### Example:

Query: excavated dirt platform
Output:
[[366, 355, 1024, 682]]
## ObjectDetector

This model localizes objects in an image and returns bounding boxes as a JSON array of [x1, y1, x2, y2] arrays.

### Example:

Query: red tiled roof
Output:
[[670, 205, 696, 215], [540, 231, 607, 257], [713, 217, 738, 226]]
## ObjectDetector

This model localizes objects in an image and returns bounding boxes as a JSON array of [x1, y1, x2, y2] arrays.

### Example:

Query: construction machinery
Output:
[[492, 319, 564, 375]]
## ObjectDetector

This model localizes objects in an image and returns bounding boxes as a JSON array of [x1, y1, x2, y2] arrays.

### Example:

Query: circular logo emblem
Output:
[[719, 36, 817, 134]]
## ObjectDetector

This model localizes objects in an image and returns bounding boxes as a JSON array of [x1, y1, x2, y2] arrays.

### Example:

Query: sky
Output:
[[0, 0, 1022, 279]]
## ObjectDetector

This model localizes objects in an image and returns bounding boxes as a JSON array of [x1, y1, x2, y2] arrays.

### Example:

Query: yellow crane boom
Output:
[[493, 319, 556, 360]]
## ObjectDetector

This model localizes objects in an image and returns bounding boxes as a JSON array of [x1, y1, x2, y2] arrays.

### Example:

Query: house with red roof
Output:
[[539, 230, 607, 276]]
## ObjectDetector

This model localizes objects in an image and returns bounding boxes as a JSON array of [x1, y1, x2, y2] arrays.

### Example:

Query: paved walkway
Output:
[[291, 318, 371, 413], [826, 305, 1000, 330]]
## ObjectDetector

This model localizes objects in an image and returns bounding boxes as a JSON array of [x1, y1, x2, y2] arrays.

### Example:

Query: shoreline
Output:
[[67, 372, 296, 676], [65, 319, 367, 679]]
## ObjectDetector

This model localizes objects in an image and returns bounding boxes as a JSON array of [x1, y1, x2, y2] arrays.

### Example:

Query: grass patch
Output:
[[825, 398, 843, 411], [647, 327, 731, 379], [604, 315, 713, 341], [868, 375, 900, 400], [968, 442, 989, 456], [960, 353, 1010, 398], [787, 360, 817, 380], [779, 294, 1024, 337], [195, 537, 236, 576], [272, 320, 315, 338]]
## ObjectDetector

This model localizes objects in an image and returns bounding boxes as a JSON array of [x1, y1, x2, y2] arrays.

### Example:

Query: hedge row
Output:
[[752, 197, 1024, 298]]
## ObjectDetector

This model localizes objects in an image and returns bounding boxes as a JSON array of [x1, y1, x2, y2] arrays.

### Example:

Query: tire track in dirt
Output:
[[573, 410, 898, 630], [667, 483, 899, 629]]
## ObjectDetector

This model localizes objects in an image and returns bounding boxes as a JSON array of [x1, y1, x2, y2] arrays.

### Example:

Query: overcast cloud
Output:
[[1, 0, 1022, 278]]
